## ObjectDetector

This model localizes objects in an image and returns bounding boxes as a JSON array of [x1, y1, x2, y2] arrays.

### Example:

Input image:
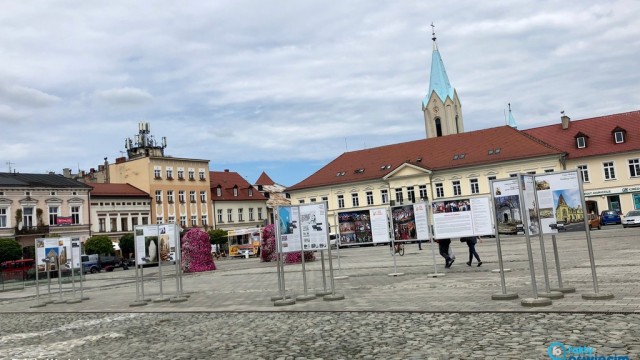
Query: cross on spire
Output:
[[431, 22, 436, 42]]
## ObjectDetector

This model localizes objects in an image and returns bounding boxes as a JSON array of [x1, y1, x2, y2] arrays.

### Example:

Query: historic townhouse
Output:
[[88, 183, 151, 242], [0, 172, 92, 247], [210, 170, 268, 232], [525, 111, 640, 215]]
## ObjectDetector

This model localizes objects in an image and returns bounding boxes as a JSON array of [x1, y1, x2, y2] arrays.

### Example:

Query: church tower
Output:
[[422, 25, 464, 139]]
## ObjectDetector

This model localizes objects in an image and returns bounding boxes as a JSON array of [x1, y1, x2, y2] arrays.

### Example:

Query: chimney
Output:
[[63, 168, 71, 178], [224, 169, 229, 172], [561, 114, 570, 130]]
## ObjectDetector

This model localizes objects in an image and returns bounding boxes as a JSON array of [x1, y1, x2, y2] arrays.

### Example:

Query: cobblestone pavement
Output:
[[1, 227, 640, 359]]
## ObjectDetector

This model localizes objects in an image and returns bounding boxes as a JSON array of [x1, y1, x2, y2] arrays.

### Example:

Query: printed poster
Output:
[[431, 197, 493, 238], [535, 171, 584, 234], [491, 179, 523, 235], [299, 203, 329, 250], [158, 224, 178, 263], [520, 175, 540, 236], [35, 237, 74, 272], [391, 204, 430, 242], [134, 225, 159, 264], [369, 207, 391, 244], [278, 206, 301, 253], [338, 209, 378, 245]]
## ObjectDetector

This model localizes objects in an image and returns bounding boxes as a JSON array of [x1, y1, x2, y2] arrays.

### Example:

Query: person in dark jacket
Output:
[[461, 236, 482, 267], [437, 238, 454, 268]]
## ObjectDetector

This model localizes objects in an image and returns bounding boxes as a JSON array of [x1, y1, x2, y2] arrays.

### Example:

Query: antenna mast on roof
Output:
[[6, 161, 15, 173]]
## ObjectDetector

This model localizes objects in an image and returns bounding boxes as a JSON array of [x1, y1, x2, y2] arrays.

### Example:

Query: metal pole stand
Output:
[[273, 253, 296, 307], [333, 243, 349, 280], [315, 250, 332, 296], [535, 234, 564, 300], [30, 263, 46, 308], [491, 234, 518, 300], [549, 235, 575, 293], [296, 249, 317, 302], [388, 240, 405, 277], [52, 257, 66, 304], [323, 241, 345, 301], [170, 239, 188, 303], [427, 239, 445, 278], [130, 260, 148, 307]]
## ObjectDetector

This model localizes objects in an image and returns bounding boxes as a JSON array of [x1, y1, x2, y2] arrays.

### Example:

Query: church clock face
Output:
[[433, 106, 439, 113]]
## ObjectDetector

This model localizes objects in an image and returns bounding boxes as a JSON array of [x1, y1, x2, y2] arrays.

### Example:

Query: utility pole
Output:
[[6, 161, 15, 172]]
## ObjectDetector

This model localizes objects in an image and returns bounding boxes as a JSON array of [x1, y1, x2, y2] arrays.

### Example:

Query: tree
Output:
[[84, 235, 114, 255], [208, 229, 227, 245], [0, 238, 23, 263], [119, 233, 135, 258]]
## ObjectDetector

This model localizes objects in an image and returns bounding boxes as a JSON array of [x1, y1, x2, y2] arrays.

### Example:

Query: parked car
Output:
[[600, 210, 621, 225], [588, 213, 601, 230], [81, 254, 100, 274], [622, 210, 640, 228]]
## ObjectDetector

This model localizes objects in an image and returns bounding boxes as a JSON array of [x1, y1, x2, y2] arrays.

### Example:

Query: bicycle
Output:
[[389, 241, 405, 256]]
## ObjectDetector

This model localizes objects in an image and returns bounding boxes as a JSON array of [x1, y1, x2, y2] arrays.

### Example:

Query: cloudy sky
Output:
[[1, 1, 638, 187]]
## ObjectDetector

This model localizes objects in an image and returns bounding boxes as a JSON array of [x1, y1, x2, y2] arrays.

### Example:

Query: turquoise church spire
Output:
[[508, 103, 518, 128], [423, 24, 455, 108]]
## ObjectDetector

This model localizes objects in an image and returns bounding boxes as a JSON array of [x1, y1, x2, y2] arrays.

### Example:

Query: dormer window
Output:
[[233, 186, 238, 197], [216, 186, 221, 197], [576, 137, 586, 148], [248, 188, 253, 197], [575, 132, 588, 149], [612, 127, 626, 144]]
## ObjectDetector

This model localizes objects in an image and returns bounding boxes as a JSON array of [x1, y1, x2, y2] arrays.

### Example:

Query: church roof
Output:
[[524, 110, 640, 159], [423, 46, 455, 107], [287, 126, 563, 191]]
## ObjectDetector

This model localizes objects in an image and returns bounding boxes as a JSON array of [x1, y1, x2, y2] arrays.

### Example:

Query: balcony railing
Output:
[[14, 225, 49, 235]]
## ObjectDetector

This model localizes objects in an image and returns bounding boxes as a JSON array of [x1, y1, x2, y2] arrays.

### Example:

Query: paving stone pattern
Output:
[[1, 227, 639, 359]]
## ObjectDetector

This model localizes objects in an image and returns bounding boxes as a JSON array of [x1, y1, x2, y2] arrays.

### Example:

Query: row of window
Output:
[[214, 186, 253, 197], [216, 208, 263, 223], [578, 159, 640, 182], [153, 167, 206, 181], [576, 129, 626, 149], [0, 190, 80, 197], [0, 206, 82, 228], [98, 214, 150, 232], [155, 215, 209, 228], [155, 190, 207, 204]]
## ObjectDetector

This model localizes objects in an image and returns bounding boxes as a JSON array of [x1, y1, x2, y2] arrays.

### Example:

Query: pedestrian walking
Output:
[[437, 238, 454, 268], [460, 236, 482, 267]]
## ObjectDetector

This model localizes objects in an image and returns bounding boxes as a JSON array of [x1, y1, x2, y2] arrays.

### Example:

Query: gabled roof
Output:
[[89, 183, 150, 197], [210, 170, 267, 201], [0, 172, 92, 188], [287, 126, 563, 191], [254, 171, 275, 186], [524, 110, 640, 159]]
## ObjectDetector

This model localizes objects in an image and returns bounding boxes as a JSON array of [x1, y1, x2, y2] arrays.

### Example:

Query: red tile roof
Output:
[[524, 110, 640, 159], [288, 126, 564, 191], [254, 171, 275, 186], [89, 183, 149, 197], [210, 170, 268, 201]]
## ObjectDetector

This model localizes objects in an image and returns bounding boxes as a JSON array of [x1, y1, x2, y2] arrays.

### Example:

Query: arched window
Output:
[[434, 117, 443, 137], [455, 115, 459, 133]]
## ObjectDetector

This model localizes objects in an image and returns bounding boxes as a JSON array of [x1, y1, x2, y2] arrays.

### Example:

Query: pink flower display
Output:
[[181, 228, 216, 273], [260, 223, 315, 264]]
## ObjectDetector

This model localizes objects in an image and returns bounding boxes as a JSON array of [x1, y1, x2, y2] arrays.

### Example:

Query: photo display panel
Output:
[[491, 178, 523, 235], [391, 203, 430, 242], [534, 171, 584, 234], [432, 197, 493, 238], [278, 206, 302, 253], [299, 203, 329, 250], [134, 225, 159, 264], [338, 208, 390, 245]]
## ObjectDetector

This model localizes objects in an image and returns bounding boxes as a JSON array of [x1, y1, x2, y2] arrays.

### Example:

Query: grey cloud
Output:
[[0, 85, 60, 108], [94, 87, 154, 106]]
